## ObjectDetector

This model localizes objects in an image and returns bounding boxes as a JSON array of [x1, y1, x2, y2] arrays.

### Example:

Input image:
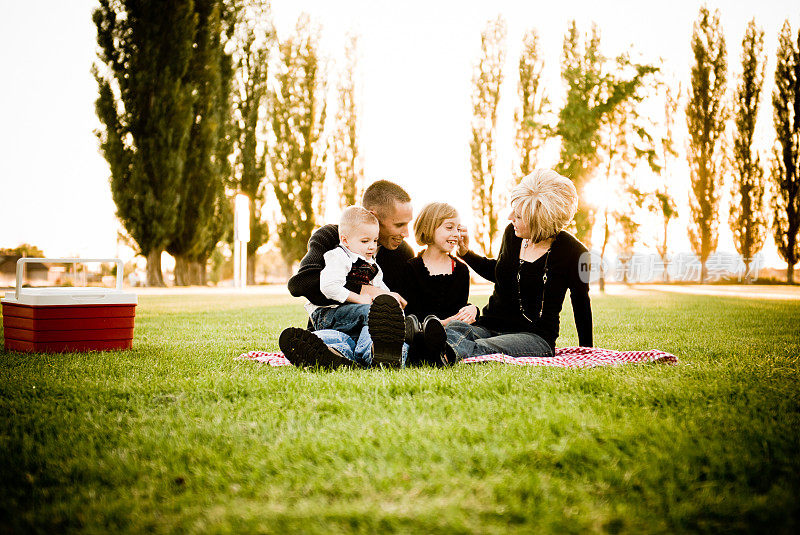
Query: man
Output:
[[281, 180, 414, 367]]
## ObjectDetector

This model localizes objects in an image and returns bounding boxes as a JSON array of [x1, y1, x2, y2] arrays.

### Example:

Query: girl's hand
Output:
[[457, 226, 470, 256], [453, 304, 478, 324]]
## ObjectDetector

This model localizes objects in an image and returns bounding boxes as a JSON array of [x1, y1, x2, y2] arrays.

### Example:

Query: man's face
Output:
[[376, 201, 413, 250]]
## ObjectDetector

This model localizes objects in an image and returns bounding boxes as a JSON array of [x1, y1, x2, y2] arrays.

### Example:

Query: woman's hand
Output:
[[452, 304, 478, 324], [456, 225, 470, 256]]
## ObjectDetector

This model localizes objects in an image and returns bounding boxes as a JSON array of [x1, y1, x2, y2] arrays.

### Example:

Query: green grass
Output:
[[1, 291, 799, 534]]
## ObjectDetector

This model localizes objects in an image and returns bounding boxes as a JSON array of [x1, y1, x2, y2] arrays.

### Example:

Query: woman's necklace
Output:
[[520, 237, 553, 262], [518, 237, 553, 322]]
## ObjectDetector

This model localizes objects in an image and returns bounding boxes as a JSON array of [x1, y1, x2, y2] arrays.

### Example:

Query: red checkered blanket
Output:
[[236, 346, 678, 368]]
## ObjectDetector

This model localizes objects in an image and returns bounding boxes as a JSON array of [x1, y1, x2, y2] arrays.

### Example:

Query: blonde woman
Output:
[[433, 169, 593, 362]]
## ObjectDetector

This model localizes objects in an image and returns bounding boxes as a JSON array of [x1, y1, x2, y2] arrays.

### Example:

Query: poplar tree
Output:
[[514, 29, 548, 180], [333, 34, 364, 208], [686, 6, 727, 283], [230, 0, 274, 284], [470, 15, 506, 256], [730, 19, 767, 281], [93, 0, 196, 286], [167, 0, 233, 286], [555, 21, 656, 247], [269, 14, 328, 269], [771, 20, 800, 284], [649, 83, 679, 281], [596, 95, 657, 291]]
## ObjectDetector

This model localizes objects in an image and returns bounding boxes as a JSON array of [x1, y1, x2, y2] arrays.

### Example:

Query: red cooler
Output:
[[2, 258, 137, 353]]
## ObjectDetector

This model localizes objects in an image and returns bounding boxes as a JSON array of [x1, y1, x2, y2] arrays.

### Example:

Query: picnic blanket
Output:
[[236, 346, 678, 369]]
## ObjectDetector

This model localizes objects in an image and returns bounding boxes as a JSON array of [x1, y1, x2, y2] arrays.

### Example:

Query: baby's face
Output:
[[342, 223, 380, 260]]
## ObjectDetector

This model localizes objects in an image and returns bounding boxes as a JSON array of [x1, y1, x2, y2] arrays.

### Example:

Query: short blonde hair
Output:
[[414, 202, 459, 246], [339, 206, 379, 238], [510, 169, 578, 243]]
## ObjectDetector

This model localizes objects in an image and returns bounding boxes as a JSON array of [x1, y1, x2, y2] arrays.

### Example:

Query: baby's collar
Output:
[[339, 244, 377, 264]]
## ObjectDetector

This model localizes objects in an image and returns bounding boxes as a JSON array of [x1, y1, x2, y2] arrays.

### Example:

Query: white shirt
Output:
[[304, 245, 389, 316]]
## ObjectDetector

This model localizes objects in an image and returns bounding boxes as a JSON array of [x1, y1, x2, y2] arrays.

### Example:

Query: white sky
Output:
[[0, 0, 798, 268]]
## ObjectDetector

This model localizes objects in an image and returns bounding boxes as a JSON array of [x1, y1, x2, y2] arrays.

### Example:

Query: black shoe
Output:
[[278, 327, 352, 370], [368, 294, 405, 367], [421, 316, 451, 366], [404, 314, 423, 345]]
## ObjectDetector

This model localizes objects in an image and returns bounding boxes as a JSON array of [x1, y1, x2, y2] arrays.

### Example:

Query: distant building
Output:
[[0, 255, 51, 288]]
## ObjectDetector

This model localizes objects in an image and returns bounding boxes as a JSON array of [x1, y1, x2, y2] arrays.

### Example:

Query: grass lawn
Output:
[[1, 290, 799, 533]]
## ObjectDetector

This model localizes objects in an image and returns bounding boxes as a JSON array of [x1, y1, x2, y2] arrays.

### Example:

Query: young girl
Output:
[[402, 202, 478, 330]]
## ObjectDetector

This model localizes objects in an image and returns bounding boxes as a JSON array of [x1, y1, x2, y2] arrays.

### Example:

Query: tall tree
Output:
[[649, 82, 680, 281], [771, 20, 800, 284], [555, 21, 657, 247], [230, 0, 274, 284], [333, 34, 364, 208], [93, 0, 197, 286], [595, 95, 657, 291], [167, 0, 233, 286], [470, 15, 506, 256], [686, 6, 728, 283], [193, 0, 237, 286], [514, 28, 548, 180], [730, 19, 768, 281], [615, 209, 641, 284], [269, 13, 328, 269]]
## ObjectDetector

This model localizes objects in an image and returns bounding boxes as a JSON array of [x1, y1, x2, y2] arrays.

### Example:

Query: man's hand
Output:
[[360, 285, 383, 298], [347, 291, 373, 305], [452, 304, 478, 324], [457, 226, 470, 256], [386, 291, 408, 309]]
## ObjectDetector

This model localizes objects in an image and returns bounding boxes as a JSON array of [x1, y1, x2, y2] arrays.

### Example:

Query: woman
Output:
[[437, 169, 593, 362]]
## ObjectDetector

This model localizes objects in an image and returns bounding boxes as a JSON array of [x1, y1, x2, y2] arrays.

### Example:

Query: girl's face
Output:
[[508, 203, 531, 239], [431, 217, 461, 253]]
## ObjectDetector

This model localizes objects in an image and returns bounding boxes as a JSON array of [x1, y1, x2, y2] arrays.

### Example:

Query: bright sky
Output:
[[0, 0, 797, 269]]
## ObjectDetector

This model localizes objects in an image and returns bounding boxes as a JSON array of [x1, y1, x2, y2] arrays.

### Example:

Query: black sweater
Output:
[[287, 224, 415, 306], [401, 255, 471, 320], [461, 224, 593, 351]]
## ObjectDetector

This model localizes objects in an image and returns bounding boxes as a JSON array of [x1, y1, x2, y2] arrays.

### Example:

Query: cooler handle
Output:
[[15, 258, 124, 300]]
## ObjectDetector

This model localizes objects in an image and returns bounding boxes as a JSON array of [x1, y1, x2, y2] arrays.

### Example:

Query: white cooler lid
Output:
[[2, 287, 138, 306]]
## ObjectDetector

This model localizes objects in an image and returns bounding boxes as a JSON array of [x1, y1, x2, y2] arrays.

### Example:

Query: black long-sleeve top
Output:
[[460, 224, 593, 352], [401, 255, 471, 320], [287, 224, 415, 306]]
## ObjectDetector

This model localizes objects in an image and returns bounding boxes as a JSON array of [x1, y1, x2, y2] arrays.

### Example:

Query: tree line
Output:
[[94, 2, 800, 286], [470, 7, 800, 284], [93, 0, 361, 286]]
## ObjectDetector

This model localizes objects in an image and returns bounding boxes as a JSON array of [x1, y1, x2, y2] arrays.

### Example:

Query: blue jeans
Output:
[[310, 304, 408, 367], [311, 304, 371, 336], [445, 320, 553, 360]]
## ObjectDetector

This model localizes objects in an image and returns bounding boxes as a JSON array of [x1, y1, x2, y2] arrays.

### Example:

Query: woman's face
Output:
[[508, 204, 531, 239], [431, 217, 461, 253]]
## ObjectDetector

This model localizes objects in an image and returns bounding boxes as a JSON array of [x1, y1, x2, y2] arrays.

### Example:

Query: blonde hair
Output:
[[510, 169, 578, 242], [413, 202, 459, 246], [339, 206, 379, 238]]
